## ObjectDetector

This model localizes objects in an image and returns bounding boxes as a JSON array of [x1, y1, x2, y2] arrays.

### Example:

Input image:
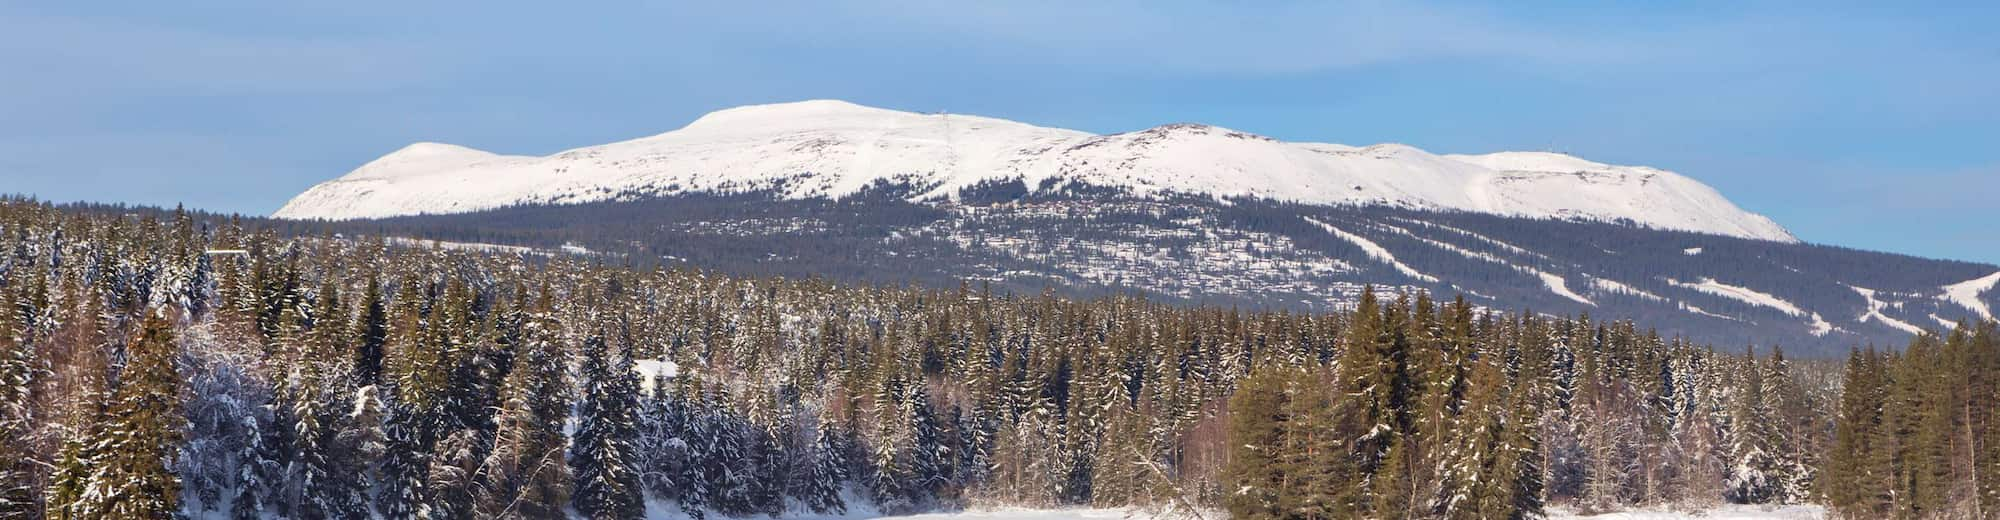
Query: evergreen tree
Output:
[[0, 283, 35, 519], [798, 421, 852, 515], [77, 311, 183, 519], [572, 335, 646, 520], [473, 312, 573, 519]]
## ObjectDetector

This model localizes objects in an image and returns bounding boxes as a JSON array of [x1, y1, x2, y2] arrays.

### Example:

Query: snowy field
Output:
[[1549, 504, 1827, 519]]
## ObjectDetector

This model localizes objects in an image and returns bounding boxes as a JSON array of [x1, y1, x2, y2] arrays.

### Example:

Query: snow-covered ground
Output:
[[627, 504, 1824, 520], [1941, 270, 2000, 321], [275, 100, 1797, 243], [1550, 504, 1826, 519], [871, 509, 1138, 520]]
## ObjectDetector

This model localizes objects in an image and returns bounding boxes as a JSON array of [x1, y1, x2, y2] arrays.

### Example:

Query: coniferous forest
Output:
[[0, 198, 1991, 519]]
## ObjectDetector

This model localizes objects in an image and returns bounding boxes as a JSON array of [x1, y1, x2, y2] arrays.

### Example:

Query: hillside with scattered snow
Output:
[[275, 100, 1794, 242]]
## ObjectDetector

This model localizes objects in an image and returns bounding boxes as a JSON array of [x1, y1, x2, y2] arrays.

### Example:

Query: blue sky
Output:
[[4, 1, 1995, 263]]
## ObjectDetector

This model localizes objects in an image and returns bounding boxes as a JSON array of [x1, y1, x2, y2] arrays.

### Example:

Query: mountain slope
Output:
[[275, 100, 1794, 242], [275, 189, 1994, 356]]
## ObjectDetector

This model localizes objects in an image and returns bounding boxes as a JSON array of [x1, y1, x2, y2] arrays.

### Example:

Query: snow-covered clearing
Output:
[[1667, 277, 1805, 317], [1303, 216, 1439, 283], [1551, 504, 1825, 519], [1849, 285, 1926, 335], [1537, 271, 1596, 306], [1941, 270, 2000, 321], [871, 509, 1139, 520]]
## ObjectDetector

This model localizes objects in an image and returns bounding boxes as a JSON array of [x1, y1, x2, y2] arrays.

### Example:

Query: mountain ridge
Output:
[[274, 100, 1795, 243]]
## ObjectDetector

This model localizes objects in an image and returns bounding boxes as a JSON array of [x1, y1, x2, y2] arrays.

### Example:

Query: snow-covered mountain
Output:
[[274, 100, 1794, 243]]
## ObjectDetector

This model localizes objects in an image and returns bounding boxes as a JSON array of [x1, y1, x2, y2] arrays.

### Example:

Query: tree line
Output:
[[0, 199, 1859, 519]]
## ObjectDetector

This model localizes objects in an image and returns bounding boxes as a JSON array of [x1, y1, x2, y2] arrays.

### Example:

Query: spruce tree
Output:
[[571, 335, 646, 520], [78, 311, 183, 519], [0, 283, 34, 519], [473, 312, 573, 520], [1221, 366, 1292, 520], [799, 421, 852, 514]]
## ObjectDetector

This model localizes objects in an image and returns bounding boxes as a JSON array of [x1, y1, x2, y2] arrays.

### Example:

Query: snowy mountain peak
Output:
[[680, 98, 916, 133], [274, 100, 1797, 243]]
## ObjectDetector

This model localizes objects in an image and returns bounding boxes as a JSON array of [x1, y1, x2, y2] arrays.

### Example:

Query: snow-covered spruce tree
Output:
[[1759, 345, 1815, 505], [0, 282, 37, 519], [702, 387, 761, 516], [1723, 347, 1778, 505], [905, 382, 951, 506], [797, 420, 852, 515], [77, 310, 183, 519], [349, 274, 388, 389], [428, 426, 483, 519], [637, 373, 691, 504], [287, 278, 369, 519], [472, 310, 572, 520], [173, 324, 265, 515], [571, 334, 646, 520], [376, 276, 442, 519], [1333, 287, 1413, 518], [229, 393, 281, 520]]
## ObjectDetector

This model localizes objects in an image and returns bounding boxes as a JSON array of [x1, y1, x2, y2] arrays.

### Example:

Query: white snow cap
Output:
[[274, 99, 1796, 243]]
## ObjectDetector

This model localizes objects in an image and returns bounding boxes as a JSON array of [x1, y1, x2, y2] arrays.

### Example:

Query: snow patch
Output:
[[1679, 302, 1743, 322], [1807, 312, 1835, 337]]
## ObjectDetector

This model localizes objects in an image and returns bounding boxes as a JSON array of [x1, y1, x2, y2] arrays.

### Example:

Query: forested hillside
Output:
[[254, 190, 2000, 356], [0, 198, 1905, 519]]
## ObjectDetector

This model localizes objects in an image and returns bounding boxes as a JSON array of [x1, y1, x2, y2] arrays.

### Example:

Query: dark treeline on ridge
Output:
[[0, 198, 1982, 519]]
